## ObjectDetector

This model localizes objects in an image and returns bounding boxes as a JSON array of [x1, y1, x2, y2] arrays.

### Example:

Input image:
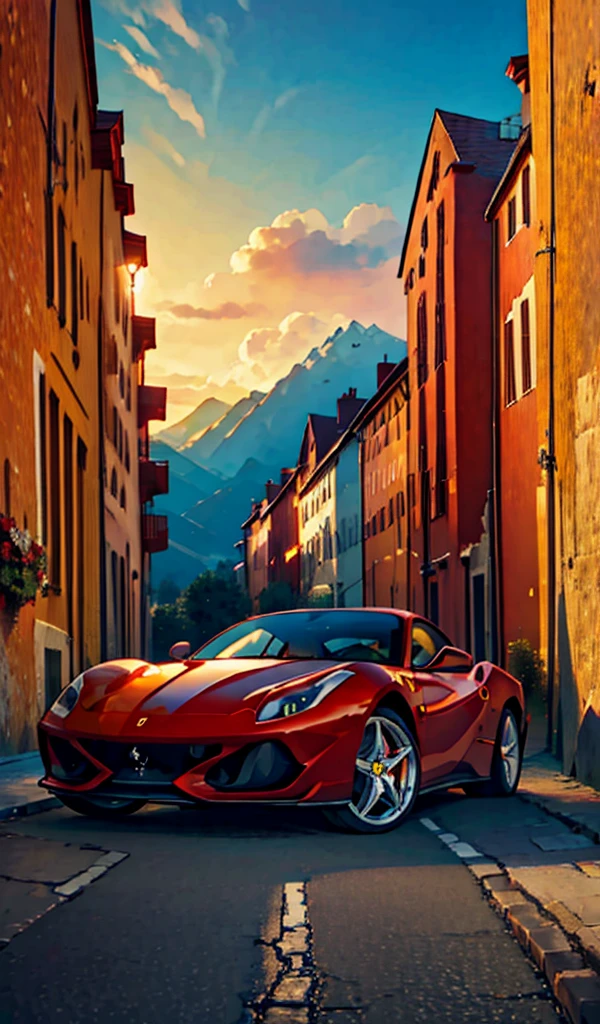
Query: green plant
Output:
[[0, 514, 48, 616], [507, 638, 546, 698], [258, 581, 298, 614]]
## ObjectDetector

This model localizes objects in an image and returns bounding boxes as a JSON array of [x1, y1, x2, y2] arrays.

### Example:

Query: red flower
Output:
[[36, 570, 44, 582], [0, 516, 14, 532], [1, 541, 12, 561]]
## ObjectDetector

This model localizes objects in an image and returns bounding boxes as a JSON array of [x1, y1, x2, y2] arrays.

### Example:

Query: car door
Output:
[[408, 620, 489, 787]]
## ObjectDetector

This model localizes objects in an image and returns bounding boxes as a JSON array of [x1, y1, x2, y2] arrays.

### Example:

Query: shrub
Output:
[[507, 638, 546, 697]]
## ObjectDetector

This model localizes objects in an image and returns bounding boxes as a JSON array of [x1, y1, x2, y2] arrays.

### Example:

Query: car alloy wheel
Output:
[[324, 708, 420, 834], [482, 706, 523, 797]]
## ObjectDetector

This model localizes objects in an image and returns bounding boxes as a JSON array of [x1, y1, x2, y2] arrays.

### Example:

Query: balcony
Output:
[[114, 181, 135, 216], [138, 384, 167, 428], [123, 231, 148, 270], [139, 459, 169, 503], [132, 315, 156, 362], [142, 513, 168, 554]]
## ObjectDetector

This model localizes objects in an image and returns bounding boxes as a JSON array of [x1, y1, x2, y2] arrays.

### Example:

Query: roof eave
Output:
[[485, 126, 532, 221]]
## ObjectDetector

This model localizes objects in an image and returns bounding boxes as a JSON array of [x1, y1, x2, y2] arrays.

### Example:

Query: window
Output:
[[427, 150, 440, 202], [63, 415, 74, 663], [507, 196, 517, 241], [521, 298, 532, 393], [417, 294, 428, 387], [418, 389, 428, 473], [396, 492, 403, 548], [411, 620, 448, 668], [522, 165, 531, 227], [110, 469, 118, 498], [371, 514, 377, 537], [126, 377, 132, 412], [125, 435, 130, 473], [112, 406, 118, 446], [3, 458, 10, 516], [421, 216, 428, 251], [114, 268, 120, 324], [407, 473, 416, 508], [119, 486, 126, 510], [119, 364, 125, 399], [434, 363, 447, 517], [379, 507, 385, 532], [194, 610, 403, 665], [79, 259, 84, 320], [37, 366, 48, 544], [76, 440, 86, 673], [71, 241, 78, 345], [388, 497, 394, 526], [504, 319, 516, 405], [435, 202, 446, 366], [49, 391, 61, 587], [86, 279, 90, 321], [418, 254, 426, 278], [57, 208, 67, 326]]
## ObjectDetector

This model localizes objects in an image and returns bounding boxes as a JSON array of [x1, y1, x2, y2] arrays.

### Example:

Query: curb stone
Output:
[[420, 816, 600, 1024], [0, 794, 60, 821]]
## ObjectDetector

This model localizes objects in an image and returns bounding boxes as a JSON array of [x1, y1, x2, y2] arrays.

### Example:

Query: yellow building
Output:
[[528, 0, 600, 782]]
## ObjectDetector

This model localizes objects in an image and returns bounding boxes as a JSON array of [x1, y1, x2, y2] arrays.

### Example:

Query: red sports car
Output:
[[38, 609, 527, 833]]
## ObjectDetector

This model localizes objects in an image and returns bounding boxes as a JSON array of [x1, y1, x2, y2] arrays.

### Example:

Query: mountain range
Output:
[[150, 321, 407, 593]]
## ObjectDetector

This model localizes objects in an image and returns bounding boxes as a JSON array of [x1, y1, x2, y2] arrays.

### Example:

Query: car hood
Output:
[[77, 657, 339, 718]]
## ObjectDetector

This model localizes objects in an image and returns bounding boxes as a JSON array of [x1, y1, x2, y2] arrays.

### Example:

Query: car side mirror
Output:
[[169, 641, 191, 661], [429, 645, 474, 672]]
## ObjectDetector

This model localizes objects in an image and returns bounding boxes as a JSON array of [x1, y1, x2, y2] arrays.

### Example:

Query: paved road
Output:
[[0, 793, 561, 1024]]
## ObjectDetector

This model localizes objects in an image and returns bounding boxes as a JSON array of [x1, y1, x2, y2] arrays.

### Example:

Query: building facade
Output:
[[0, 0, 167, 754], [528, 0, 600, 782], [486, 58, 541, 668], [399, 110, 515, 652], [360, 360, 410, 610]]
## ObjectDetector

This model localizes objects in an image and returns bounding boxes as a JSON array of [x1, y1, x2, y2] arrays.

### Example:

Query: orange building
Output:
[[485, 57, 541, 666], [0, 0, 167, 754], [241, 499, 269, 613], [359, 359, 410, 609], [399, 110, 515, 652]]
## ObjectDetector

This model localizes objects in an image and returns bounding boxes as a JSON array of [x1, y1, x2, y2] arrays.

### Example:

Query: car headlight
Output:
[[257, 669, 354, 722], [49, 674, 84, 719]]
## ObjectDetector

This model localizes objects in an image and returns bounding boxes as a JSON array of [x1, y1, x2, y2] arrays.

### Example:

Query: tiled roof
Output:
[[308, 414, 340, 462], [437, 110, 516, 180]]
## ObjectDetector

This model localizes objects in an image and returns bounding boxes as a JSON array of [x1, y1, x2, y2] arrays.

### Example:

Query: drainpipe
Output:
[[97, 172, 108, 661], [45, 0, 57, 306], [490, 217, 502, 666], [544, 0, 558, 753]]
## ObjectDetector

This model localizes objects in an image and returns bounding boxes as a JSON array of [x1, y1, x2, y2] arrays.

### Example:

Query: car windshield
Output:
[[192, 610, 404, 665]]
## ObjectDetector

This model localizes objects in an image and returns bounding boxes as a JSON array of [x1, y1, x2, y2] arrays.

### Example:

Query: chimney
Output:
[[265, 479, 281, 504], [377, 353, 396, 390], [337, 388, 365, 431], [506, 55, 530, 128], [280, 468, 294, 486]]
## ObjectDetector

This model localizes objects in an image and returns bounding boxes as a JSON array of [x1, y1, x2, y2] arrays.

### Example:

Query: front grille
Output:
[[205, 741, 302, 792], [80, 740, 221, 783], [46, 736, 98, 784]]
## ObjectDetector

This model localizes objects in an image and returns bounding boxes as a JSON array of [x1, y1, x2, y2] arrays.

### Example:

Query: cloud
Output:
[[157, 300, 265, 319], [123, 24, 160, 56], [250, 87, 302, 140], [150, 0, 201, 48], [237, 0, 250, 9], [143, 127, 185, 166], [227, 203, 403, 276], [238, 312, 350, 378], [98, 40, 206, 137]]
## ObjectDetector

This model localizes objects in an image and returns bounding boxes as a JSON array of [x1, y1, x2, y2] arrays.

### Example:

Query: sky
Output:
[[93, 0, 528, 425]]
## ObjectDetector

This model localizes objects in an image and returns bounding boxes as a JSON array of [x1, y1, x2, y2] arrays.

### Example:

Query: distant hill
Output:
[[156, 397, 230, 449], [180, 390, 265, 466], [204, 322, 407, 478]]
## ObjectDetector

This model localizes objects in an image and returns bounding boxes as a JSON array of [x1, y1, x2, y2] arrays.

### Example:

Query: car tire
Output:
[[482, 706, 523, 797], [323, 707, 421, 834], [57, 795, 146, 819]]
